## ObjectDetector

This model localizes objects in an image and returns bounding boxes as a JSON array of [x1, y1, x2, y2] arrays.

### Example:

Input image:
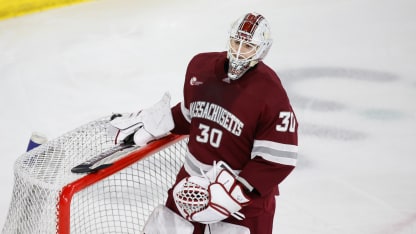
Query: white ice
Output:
[[1, 0, 416, 233]]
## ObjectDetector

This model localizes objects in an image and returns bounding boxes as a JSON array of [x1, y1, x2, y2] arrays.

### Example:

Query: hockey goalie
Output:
[[109, 12, 298, 234]]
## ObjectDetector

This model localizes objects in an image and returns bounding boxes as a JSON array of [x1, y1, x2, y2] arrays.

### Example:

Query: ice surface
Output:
[[1, 0, 415, 233]]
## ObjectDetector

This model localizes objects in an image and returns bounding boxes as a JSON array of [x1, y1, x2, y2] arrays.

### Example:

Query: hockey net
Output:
[[2, 117, 188, 234]]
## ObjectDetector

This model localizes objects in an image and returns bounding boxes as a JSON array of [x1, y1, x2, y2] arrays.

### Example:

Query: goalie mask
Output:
[[226, 13, 273, 80]]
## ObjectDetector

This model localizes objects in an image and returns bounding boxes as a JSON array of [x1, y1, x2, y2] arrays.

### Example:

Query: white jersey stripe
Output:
[[184, 151, 212, 176], [253, 140, 298, 153], [184, 150, 242, 176], [251, 140, 298, 166]]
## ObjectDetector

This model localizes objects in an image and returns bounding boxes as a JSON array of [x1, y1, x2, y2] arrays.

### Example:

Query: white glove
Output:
[[173, 161, 251, 224], [108, 92, 174, 146]]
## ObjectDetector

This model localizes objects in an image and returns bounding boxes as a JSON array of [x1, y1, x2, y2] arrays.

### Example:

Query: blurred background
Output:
[[1, 0, 415, 233]]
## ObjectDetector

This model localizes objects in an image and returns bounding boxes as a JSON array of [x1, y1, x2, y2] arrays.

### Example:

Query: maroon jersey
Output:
[[171, 51, 298, 198]]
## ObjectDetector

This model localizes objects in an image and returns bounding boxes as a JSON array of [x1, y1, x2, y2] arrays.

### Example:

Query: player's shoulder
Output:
[[254, 63, 285, 90], [249, 63, 292, 105], [255, 62, 280, 82]]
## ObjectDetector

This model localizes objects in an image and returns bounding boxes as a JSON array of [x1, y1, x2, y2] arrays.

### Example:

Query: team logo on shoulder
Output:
[[190, 77, 203, 86]]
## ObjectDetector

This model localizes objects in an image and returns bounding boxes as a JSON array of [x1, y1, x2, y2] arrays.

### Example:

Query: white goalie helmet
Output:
[[227, 12, 273, 80]]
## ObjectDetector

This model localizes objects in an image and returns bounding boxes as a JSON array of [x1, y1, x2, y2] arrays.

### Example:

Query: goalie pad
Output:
[[204, 222, 250, 234], [173, 161, 251, 224], [109, 92, 174, 146], [142, 205, 194, 234]]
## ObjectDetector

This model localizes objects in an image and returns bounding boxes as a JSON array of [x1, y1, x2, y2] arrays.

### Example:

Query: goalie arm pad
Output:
[[109, 92, 174, 146]]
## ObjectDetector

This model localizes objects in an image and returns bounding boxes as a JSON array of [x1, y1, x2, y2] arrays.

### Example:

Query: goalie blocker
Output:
[[70, 93, 175, 174], [108, 92, 175, 146]]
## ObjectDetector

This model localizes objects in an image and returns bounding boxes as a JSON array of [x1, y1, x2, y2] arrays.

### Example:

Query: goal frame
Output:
[[56, 134, 186, 234]]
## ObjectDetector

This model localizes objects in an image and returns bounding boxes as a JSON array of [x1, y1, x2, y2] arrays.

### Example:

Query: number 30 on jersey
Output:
[[196, 123, 223, 148], [276, 111, 296, 133]]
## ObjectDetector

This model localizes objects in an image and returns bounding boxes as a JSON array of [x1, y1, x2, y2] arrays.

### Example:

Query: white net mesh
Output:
[[2, 117, 187, 234]]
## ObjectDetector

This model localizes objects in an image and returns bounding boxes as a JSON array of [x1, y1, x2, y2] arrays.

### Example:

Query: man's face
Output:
[[229, 38, 258, 60]]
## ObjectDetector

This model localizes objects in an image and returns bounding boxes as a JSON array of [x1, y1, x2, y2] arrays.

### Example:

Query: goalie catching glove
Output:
[[108, 92, 174, 146], [173, 161, 251, 224]]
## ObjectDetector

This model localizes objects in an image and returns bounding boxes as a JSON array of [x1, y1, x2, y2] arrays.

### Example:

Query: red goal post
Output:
[[2, 117, 188, 234]]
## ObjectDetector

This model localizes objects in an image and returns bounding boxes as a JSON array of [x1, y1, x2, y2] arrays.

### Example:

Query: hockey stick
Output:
[[71, 142, 136, 173]]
